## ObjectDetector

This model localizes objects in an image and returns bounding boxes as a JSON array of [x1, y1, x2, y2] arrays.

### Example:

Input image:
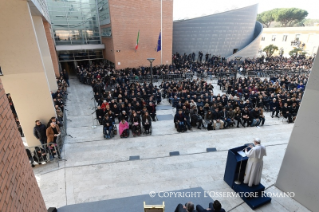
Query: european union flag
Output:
[[156, 32, 161, 52]]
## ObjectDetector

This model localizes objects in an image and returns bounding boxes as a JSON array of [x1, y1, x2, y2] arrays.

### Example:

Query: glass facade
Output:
[[47, 0, 102, 45], [97, 0, 110, 26]]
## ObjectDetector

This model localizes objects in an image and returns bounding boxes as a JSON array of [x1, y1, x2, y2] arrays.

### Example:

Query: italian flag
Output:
[[135, 30, 140, 51]]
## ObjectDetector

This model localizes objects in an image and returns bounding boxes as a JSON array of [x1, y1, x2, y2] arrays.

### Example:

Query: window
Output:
[[272, 35, 276, 41], [101, 27, 112, 37], [282, 35, 287, 42], [295, 34, 300, 41], [261, 37, 265, 41]]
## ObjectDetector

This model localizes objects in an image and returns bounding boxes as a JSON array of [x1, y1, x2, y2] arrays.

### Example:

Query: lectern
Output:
[[224, 145, 248, 187], [224, 146, 271, 209]]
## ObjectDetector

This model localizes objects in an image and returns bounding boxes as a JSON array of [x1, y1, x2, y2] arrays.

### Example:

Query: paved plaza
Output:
[[34, 77, 310, 212]]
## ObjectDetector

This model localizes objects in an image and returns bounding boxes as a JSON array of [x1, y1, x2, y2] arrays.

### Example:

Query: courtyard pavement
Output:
[[33, 77, 310, 212]]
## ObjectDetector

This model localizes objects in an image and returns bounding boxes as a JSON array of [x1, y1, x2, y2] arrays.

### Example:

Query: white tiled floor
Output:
[[34, 78, 310, 212]]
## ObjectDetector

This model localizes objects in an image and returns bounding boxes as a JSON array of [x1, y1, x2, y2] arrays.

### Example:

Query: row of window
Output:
[[261, 34, 300, 42]]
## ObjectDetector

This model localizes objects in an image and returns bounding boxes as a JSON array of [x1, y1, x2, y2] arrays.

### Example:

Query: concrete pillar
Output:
[[0, 0, 56, 147], [276, 49, 319, 211], [43, 20, 60, 77], [33, 16, 58, 92]]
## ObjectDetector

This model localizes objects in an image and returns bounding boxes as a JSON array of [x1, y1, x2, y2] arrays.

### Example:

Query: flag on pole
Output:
[[156, 32, 161, 52], [135, 30, 140, 51]]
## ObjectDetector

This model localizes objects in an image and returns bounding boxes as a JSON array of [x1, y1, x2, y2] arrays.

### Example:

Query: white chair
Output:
[[144, 201, 165, 212]]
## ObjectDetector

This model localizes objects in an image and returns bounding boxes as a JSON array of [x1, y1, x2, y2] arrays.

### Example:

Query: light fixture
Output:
[[147, 58, 155, 84], [147, 58, 155, 63]]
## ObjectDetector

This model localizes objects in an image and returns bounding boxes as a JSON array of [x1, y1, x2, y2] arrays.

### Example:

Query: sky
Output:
[[173, 0, 319, 20]]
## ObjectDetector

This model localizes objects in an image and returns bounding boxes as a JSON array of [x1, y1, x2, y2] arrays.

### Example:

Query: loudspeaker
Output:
[[48, 207, 57, 212], [233, 49, 238, 54]]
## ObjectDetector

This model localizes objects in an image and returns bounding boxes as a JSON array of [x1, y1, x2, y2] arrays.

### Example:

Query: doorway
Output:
[[61, 62, 76, 75]]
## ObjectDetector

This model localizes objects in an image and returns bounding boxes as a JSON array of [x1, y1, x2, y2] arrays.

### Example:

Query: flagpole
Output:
[[161, 0, 163, 65]]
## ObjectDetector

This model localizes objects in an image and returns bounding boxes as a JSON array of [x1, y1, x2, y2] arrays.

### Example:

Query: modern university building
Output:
[[1, 1, 319, 211]]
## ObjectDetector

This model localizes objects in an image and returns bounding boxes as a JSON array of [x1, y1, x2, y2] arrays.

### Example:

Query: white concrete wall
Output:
[[0, 0, 56, 147], [32, 16, 58, 92], [276, 48, 319, 211]]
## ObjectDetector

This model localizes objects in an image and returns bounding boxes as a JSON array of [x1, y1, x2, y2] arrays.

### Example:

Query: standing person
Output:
[[33, 120, 47, 146], [244, 138, 267, 187], [63, 69, 69, 87], [46, 122, 61, 159]]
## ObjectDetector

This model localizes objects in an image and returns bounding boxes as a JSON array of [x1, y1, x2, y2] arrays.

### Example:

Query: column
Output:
[[0, 0, 56, 147], [43, 20, 60, 77], [276, 49, 319, 212], [33, 16, 58, 92]]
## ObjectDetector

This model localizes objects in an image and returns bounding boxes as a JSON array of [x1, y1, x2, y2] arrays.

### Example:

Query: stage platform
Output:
[[58, 187, 213, 212]]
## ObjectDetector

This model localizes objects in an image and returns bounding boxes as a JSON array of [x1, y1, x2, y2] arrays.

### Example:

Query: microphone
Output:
[[243, 146, 252, 151]]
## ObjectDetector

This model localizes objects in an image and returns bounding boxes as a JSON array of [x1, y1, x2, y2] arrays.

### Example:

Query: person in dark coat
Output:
[[196, 200, 225, 212], [33, 120, 47, 146], [63, 69, 69, 86], [33, 147, 47, 164], [96, 106, 104, 125], [269, 98, 279, 118], [102, 115, 113, 138], [174, 110, 186, 131], [147, 102, 156, 121]]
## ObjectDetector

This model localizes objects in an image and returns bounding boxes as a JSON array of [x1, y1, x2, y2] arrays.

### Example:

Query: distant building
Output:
[[173, 4, 263, 60], [259, 25, 319, 57]]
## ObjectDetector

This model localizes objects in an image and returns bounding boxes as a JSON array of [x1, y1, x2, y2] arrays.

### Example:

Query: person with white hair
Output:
[[244, 138, 267, 187]]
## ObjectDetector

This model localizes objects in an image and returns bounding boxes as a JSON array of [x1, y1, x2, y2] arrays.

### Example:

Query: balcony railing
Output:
[[291, 40, 305, 48]]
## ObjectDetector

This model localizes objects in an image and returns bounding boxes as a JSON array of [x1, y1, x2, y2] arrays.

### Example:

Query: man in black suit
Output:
[[196, 200, 225, 212]]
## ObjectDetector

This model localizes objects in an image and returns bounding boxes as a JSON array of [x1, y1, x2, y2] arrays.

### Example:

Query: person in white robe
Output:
[[244, 138, 267, 187]]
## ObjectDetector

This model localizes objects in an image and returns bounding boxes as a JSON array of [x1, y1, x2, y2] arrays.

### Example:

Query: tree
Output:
[[273, 8, 308, 27], [294, 18, 319, 27], [257, 9, 277, 28], [263, 45, 279, 57], [289, 48, 305, 57]]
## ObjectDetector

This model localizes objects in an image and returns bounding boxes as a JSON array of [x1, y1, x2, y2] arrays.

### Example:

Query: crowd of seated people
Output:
[[26, 74, 68, 167], [74, 52, 312, 136], [95, 83, 160, 138], [172, 52, 313, 78], [75, 53, 313, 92], [174, 200, 225, 212], [76, 64, 162, 138], [164, 73, 305, 132]]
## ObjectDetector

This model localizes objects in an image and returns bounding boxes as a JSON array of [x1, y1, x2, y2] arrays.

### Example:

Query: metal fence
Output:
[[26, 107, 68, 167], [25, 140, 64, 167]]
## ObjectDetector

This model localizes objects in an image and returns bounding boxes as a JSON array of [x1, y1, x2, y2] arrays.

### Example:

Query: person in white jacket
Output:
[[244, 138, 267, 187]]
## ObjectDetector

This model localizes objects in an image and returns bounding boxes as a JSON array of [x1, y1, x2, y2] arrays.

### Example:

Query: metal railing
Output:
[[26, 105, 68, 167], [25, 140, 64, 167]]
